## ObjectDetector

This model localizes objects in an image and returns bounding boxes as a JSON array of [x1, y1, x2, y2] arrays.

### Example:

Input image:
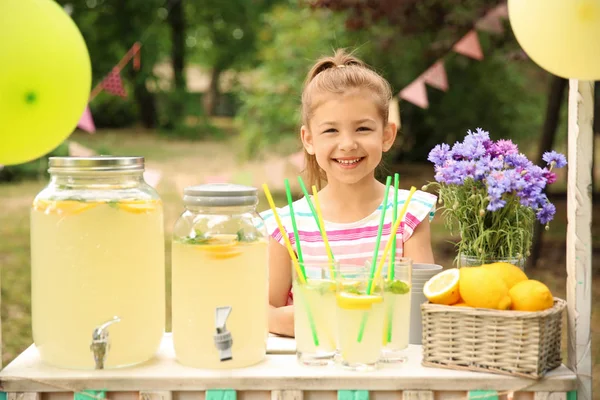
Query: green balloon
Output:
[[0, 0, 92, 166]]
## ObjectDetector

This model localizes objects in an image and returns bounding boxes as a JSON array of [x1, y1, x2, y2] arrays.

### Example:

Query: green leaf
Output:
[[385, 280, 410, 295]]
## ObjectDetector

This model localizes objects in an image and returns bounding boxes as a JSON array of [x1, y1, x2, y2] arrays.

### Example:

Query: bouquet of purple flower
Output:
[[424, 128, 567, 265]]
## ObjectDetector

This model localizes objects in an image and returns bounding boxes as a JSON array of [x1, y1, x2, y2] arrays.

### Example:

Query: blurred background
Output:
[[0, 0, 598, 387]]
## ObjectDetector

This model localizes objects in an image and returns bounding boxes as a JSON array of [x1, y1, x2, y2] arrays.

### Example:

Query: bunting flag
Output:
[[453, 30, 484, 61], [144, 168, 162, 188], [100, 68, 127, 98], [476, 6, 505, 34], [422, 61, 449, 92], [68, 141, 96, 157], [205, 174, 231, 184], [132, 42, 141, 71], [399, 78, 429, 109], [265, 159, 287, 190], [288, 151, 306, 171], [77, 105, 96, 133]]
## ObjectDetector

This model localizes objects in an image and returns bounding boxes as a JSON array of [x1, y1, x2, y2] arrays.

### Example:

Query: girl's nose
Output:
[[338, 133, 358, 151]]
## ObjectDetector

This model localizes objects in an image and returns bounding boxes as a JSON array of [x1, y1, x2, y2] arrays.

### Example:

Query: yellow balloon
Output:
[[0, 0, 91, 166], [508, 0, 600, 80]]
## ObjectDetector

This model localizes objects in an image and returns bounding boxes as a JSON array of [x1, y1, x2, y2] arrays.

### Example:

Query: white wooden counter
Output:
[[0, 334, 577, 400]]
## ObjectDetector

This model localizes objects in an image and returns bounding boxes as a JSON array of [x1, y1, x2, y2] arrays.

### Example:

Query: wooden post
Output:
[[566, 79, 594, 400]]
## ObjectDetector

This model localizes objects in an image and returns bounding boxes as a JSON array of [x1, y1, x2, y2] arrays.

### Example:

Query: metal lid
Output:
[[48, 156, 145, 173], [184, 183, 258, 207]]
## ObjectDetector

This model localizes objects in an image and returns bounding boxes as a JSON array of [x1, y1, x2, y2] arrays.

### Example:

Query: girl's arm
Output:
[[268, 237, 295, 337], [403, 218, 435, 264]]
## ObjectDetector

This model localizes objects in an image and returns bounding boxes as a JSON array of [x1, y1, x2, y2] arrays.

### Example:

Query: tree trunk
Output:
[[168, 0, 186, 91], [527, 75, 568, 269], [203, 67, 222, 116]]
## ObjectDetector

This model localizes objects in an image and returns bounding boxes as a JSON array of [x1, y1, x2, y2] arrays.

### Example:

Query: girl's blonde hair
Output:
[[301, 49, 393, 189]]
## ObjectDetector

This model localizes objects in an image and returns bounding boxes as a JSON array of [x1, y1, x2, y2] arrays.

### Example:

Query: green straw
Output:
[[284, 179, 319, 346], [297, 176, 336, 263], [285, 179, 305, 273], [366, 175, 392, 294], [357, 175, 392, 343], [390, 173, 400, 280], [386, 173, 400, 343]]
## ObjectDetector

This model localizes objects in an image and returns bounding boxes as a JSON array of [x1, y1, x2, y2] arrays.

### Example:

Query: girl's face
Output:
[[301, 88, 396, 187]]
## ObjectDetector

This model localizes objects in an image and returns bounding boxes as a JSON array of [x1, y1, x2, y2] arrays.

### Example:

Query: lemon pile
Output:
[[423, 262, 555, 311]]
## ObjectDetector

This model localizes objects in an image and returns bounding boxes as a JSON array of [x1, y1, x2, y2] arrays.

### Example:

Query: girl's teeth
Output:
[[338, 158, 360, 165]]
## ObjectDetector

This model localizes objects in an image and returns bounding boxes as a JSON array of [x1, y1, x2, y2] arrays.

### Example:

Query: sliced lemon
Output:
[[33, 200, 98, 216], [195, 234, 241, 259], [116, 200, 161, 214], [423, 268, 461, 305], [336, 292, 383, 310]]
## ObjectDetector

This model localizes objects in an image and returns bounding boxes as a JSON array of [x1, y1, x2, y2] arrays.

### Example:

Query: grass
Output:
[[0, 128, 598, 394]]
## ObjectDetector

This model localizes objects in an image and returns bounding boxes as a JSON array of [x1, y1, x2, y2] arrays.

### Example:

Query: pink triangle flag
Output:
[[399, 78, 429, 109], [205, 173, 231, 184], [288, 151, 306, 171], [422, 61, 449, 92], [476, 6, 506, 34], [144, 168, 162, 188], [77, 106, 96, 133], [453, 30, 484, 61]]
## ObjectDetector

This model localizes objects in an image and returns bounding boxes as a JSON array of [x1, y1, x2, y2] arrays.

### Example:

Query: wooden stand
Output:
[[0, 334, 577, 400]]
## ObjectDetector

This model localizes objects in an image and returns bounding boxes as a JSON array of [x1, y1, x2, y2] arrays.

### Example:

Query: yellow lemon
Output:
[[117, 199, 161, 214], [336, 292, 383, 310], [423, 268, 460, 305], [482, 262, 528, 289], [459, 266, 512, 310], [33, 199, 98, 216], [452, 302, 471, 307], [509, 280, 554, 311]]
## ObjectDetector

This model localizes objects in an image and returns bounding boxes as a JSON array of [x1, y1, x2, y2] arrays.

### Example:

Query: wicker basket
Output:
[[421, 298, 566, 379]]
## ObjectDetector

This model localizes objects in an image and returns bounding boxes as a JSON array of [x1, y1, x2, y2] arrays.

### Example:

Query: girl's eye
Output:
[[357, 126, 372, 132], [323, 128, 337, 134]]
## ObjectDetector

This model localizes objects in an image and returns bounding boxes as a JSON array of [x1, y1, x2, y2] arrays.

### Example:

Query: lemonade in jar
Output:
[[335, 271, 385, 370], [172, 184, 268, 369], [30, 156, 165, 370]]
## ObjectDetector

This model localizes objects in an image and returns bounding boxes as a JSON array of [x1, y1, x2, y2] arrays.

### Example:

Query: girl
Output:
[[261, 49, 437, 337]]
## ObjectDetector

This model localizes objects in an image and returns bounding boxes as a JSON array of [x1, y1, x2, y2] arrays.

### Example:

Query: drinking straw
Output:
[[386, 173, 400, 343], [262, 184, 306, 284], [390, 173, 400, 281], [284, 179, 306, 278], [297, 176, 335, 261], [357, 186, 417, 343], [370, 186, 417, 289], [311, 185, 336, 279], [366, 176, 392, 294], [262, 183, 320, 346]]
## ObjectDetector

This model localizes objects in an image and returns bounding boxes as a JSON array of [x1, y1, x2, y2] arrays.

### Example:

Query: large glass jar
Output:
[[30, 156, 165, 369], [172, 183, 268, 369]]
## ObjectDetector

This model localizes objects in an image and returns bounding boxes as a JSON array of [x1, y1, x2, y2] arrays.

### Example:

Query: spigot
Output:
[[90, 316, 121, 369], [214, 306, 233, 362]]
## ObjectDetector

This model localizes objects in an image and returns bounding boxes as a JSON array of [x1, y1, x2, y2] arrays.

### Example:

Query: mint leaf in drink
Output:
[[385, 280, 410, 294], [107, 200, 120, 209]]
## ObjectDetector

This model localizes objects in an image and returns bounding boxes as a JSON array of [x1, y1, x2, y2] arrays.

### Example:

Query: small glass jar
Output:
[[171, 183, 268, 369], [30, 156, 165, 370]]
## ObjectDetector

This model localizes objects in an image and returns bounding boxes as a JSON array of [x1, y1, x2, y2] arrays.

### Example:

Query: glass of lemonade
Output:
[[335, 270, 385, 371], [293, 261, 340, 366], [172, 184, 268, 369], [367, 257, 412, 363], [30, 156, 165, 370]]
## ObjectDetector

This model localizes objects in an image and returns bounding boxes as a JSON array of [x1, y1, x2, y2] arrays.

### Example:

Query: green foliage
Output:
[[90, 94, 138, 128], [428, 178, 535, 263], [235, 4, 360, 158], [0, 142, 70, 183]]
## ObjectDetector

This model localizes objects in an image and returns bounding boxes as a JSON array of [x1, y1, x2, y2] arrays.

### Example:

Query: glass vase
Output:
[[458, 253, 526, 271]]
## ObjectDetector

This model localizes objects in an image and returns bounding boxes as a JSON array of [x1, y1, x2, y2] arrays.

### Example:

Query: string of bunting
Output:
[[398, 3, 509, 109]]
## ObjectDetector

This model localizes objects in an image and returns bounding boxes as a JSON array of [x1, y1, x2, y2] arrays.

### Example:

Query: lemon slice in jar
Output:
[[33, 199, 98, 216]]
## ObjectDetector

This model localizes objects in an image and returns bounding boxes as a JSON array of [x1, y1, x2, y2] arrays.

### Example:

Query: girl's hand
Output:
[[268, 237, 295, 336]]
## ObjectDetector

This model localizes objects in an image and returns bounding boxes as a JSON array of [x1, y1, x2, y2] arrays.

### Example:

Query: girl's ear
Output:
[[301, 125, 315, 155], [382, 122, 397, 152]]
